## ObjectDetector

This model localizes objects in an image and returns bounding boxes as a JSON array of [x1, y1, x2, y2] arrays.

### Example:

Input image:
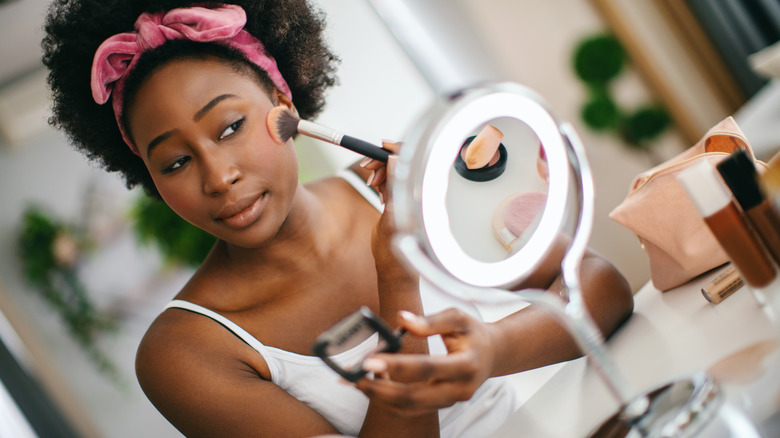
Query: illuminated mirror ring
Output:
[[397, 84, 571, 288]]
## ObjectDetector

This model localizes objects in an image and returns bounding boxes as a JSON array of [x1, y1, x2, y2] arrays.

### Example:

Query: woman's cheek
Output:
[[157, 185, 205, 228]]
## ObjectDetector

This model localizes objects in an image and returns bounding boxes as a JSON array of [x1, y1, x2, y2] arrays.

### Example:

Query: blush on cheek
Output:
[[157, 187, 203, 227]]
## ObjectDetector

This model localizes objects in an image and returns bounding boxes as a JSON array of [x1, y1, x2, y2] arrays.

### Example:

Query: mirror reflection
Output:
[[446, 117, 547, 263]]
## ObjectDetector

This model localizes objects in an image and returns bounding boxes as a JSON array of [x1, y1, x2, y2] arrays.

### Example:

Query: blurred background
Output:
[[0, 0, 778, 436]]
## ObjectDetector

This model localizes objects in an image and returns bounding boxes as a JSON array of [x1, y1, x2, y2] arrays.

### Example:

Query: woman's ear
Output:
[[276, 89, 298, 117]]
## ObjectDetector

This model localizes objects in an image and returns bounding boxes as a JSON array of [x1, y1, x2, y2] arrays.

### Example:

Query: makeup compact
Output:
[[312, 307, 404, 382], [453, 124, 508, 183], [454, 135, 508, 182]]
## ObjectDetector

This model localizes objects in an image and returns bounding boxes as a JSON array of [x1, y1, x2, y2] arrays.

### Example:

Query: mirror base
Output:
[[588, 372, 721, 438]]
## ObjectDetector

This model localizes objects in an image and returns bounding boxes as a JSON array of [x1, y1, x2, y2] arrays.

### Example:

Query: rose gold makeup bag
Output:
[[609, 117, 765, 291]]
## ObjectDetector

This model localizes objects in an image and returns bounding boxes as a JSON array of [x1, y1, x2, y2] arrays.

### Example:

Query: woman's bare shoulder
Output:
[[135, 308, 339, 436], [304, 165, 379, 213], [136, 304, 253, 381]]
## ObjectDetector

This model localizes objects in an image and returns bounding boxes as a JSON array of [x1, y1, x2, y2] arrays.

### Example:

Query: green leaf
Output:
[[573, 34, 625, 85], [620, 105, 671, 148], [581, 91, 621, 131]]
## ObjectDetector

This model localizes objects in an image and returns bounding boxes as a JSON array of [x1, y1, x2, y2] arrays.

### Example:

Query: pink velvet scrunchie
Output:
[[90, 4, 291, 155]]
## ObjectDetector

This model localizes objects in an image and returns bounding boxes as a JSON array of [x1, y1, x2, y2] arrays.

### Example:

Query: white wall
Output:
[[310, 0, 435, 167]]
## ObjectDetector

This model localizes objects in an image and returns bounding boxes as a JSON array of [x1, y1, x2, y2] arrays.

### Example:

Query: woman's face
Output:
[[127, 57, 299, 248]]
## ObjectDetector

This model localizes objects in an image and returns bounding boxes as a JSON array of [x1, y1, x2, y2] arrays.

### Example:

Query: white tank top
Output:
[[164, 170, 517, 436]]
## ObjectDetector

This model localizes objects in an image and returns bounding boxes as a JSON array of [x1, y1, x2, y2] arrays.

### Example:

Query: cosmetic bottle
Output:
[[716, 150, 780, 266], [760, 153, 780, 214], [701, 265, 743, 304], [677, 160, 776, 289]]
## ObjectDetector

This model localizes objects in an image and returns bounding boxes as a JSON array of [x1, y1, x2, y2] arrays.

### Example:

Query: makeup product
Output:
[[266, 106, 393, 162], [717, 150, 780, 266], [536, 143, 549, 183], [492, 192, 547, 250], [463, 124, 504, 169], [312, 306, 404, 382], [701, 265, 744, 304], [454, 130, 508, 182], [759, 152, 780, 213], [677, 160, 777, 289]]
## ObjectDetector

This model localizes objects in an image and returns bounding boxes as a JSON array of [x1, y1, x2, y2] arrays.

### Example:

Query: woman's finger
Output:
[[397, 308, 473, 338], [361, 158, 384, 171], [366, 351, 478, 383], [356, 375, 476, 415], [381, 140, 402, 153], [369, 165, 386, 189]]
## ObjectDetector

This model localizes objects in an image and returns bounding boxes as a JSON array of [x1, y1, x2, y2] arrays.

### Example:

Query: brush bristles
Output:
[[267, 106, 300, 144]]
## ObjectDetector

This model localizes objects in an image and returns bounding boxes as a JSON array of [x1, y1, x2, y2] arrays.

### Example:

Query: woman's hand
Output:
[[354, 308, 500, 417], [360, 140, 400, 203], [363, 141, 408, 279]]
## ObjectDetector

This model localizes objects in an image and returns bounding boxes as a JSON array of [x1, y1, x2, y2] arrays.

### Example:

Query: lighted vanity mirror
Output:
[[391, 81, 728, 438], [393, 82, 579, 291]]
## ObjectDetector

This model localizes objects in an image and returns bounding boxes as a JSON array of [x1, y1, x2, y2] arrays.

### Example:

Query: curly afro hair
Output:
[[42, 0, 339, 198]]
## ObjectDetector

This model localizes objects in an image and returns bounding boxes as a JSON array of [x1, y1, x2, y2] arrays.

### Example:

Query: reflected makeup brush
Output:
[[266, 106, 393, 162], [463, 124, 503, 169], [454, 124, 507, 182]]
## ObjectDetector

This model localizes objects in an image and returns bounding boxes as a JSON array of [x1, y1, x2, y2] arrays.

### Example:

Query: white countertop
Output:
[[492, 264, 780, 437]]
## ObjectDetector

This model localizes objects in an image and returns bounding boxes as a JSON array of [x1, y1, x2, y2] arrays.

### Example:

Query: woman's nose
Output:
[[201, 151, 241, 195]]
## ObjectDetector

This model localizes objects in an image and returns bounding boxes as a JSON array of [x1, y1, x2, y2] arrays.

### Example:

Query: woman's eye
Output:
[[219, 119, 245, 140], [162, 156, 190, 174]]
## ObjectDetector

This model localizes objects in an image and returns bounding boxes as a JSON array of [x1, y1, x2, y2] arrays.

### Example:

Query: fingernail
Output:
[[366, 171, 375, 187], [359, 157, 372, 167], [387, 156, 398, 177], [378, 191, 385, 205], [399, 310, 422, 324], [362, 358, 387, 373]]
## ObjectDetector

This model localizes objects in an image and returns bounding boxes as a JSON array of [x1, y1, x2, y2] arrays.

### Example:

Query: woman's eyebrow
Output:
[[193, 93, 238, 122], [146, 94, 239, 159], [147, 131, 176, 159]]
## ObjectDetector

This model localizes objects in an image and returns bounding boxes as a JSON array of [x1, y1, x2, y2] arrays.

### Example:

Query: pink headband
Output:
[[90, 4, 291, 155]]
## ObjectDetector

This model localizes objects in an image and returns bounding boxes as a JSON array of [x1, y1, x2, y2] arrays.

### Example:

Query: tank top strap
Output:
[[164, 299, 282, 378], [337, 169, 383, 212]]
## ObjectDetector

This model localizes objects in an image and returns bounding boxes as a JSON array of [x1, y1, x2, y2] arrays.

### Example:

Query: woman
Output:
[[43, 1, 634, 436]]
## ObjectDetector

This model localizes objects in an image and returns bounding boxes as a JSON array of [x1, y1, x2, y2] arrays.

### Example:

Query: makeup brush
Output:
[[267, 106, 393, 162], [463, 124, 503, 169]]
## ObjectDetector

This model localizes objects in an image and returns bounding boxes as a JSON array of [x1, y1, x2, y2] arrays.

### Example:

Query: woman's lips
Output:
[[217, 193, 267, 229]]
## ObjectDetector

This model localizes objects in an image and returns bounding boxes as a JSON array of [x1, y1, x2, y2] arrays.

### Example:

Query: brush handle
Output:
[[296, 120, 392, 163], [340, 136, 391, 163]]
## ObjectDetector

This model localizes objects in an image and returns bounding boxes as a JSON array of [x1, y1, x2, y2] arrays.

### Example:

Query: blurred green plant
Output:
[[573, 33, 671, 153], [574, 34, 625, 85], [17, 207, 121, 383], [620, 105, 672, 148], [130, 195, 215, 268]]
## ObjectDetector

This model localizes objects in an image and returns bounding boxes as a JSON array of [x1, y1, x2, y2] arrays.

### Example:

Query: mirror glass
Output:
[[446, 117, 547, 264]]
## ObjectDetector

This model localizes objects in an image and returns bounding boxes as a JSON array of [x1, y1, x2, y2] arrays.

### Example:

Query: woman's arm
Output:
[[352, 250, 634, 416], [359, 146, 440, 436]]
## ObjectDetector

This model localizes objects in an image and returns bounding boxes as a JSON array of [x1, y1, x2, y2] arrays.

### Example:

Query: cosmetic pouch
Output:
[[609, 117, 764, 291]]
